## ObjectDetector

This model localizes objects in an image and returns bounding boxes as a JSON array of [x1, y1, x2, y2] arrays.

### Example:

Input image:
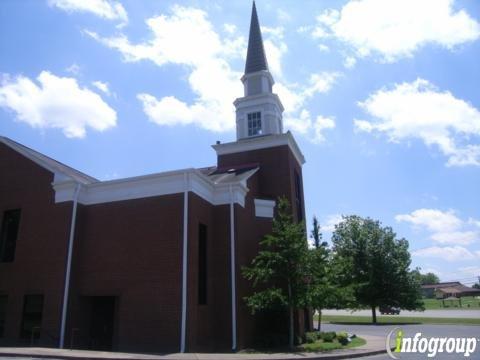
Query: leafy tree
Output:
[[307, 217, 351, 331], [411, 268, 440, 285], [473, 282, 480, 290], [243, 197, 309, 349], [421, 272, 440, 285], [311, 216, 326, 248], [331, 215, 423, 324], [306, 245, 354, 331]]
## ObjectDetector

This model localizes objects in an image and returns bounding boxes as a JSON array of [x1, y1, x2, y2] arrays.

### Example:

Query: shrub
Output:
[[320, 331, 336, 342], [305, 332, 319, 344], [295, 335, 303, 345], [337, 331, 350, 345]]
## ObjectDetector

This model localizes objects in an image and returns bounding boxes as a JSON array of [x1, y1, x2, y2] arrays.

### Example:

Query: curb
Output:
[[0, 348, 389, 360]]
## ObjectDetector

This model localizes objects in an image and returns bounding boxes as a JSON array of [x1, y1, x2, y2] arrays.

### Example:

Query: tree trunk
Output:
[[288, 283, 294, 350], [371, 306, 377, 324], [317, 309, 322, 332]]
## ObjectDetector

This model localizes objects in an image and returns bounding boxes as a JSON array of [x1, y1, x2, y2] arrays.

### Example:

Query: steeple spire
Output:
[[233, 1, 284, 141], [245, 1, 268, 74]]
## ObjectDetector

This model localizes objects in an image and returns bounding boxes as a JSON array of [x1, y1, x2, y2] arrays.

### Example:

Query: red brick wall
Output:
[[0, 143, 72, 346], [68, 193, 184, 352], [186, 193, 231, 352], [0, 140, 307, 352], [218, 145, 306, 222], [218, 144, 308, 348]]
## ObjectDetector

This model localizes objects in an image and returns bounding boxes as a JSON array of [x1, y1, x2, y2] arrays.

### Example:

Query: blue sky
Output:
[[1, 0, 479, 284]]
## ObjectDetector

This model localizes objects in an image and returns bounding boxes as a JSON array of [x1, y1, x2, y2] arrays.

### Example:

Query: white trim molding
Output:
[[180, 173, 189, 353], [59, 183, 81, 348], [53, 169, 251, 207], [229, 186, 237, 351], [254, 199, 275, 218], [213, 132, 305, 166], [0, 136, 96, 184]]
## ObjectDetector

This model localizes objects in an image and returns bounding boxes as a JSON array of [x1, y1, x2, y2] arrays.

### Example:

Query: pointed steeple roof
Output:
[[244, 1, 269, 74]]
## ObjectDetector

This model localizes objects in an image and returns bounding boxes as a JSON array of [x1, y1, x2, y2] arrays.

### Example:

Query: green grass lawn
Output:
[[300, 337, 366, 352], [423, 296, 480, 309], [321, 315, 480, 326]]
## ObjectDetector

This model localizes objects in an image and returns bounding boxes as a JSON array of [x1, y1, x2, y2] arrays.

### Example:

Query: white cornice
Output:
[[254, 199, 275, 218], [53, 168, 251, 207], [233, 93, 284, 112], [212, 132, 306, 166]]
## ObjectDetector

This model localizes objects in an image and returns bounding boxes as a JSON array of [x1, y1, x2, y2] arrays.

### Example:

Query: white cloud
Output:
[[321, 214, 343, 232], [137, 94, 229, 131], [297, 25, 311, 34], [396, 208, 462, 233], [259, 26, 288, 79], [261, 26, 284, 40], [304, 72, 342, 98], [263, 39, 287, 79], [468, 218, 480, 228], [311, 0, 480, 63], [86, 6, 243, 132], [283, 109, 312, 134], [0, 71, 116, 138], [430, 231, 477, 245], [92, 80, 110, 95], [318, 44, 330, 52], [313, 116, 336, 144], [223, 23, 237, 34], [280, 71, 340, 143], [343, 56, 356, 69], [397, 208, 479, 252], [355, 79, 480, 166], [284, 111, 335, 144], [65, 63, 81, 75], [48, 0, 128, 24], [413, 246, 476, 262], [87, 5, 339, 142]]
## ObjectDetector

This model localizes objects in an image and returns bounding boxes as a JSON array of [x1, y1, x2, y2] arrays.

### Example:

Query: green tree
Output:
[[421, 272, 440, 285], [243, 197, 309, 349], [311, 216, 326, 248], [331, 215, 423, 324], [307, 216, 348, 331], [411, 268, 440, 285]]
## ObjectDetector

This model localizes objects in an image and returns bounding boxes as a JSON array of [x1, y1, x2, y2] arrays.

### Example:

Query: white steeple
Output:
[[233, 1, 284, 141]]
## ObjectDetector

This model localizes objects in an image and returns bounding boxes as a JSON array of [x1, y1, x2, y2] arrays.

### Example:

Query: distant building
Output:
[[0, 2, 311, 353], [421, 282, 480, 299]]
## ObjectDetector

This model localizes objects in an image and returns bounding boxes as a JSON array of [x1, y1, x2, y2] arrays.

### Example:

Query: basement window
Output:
[[0, 209, 21, 262], [247, 112, 262, 136]]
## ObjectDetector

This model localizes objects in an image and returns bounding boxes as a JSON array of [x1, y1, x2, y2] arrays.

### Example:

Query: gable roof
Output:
[[1, 136, 257, 207], [0, 136, 97, 184], [421, 282, 461, 289]]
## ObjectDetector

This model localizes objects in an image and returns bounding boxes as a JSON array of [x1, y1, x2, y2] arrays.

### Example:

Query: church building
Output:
[[0, 3, 309, 353]]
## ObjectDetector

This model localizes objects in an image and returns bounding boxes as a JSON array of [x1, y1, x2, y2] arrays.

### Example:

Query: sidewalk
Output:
[[0, 335, 387, 360]]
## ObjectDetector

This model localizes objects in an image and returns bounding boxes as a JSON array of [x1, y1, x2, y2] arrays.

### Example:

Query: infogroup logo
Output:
[[386, 327, 478, 358]]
